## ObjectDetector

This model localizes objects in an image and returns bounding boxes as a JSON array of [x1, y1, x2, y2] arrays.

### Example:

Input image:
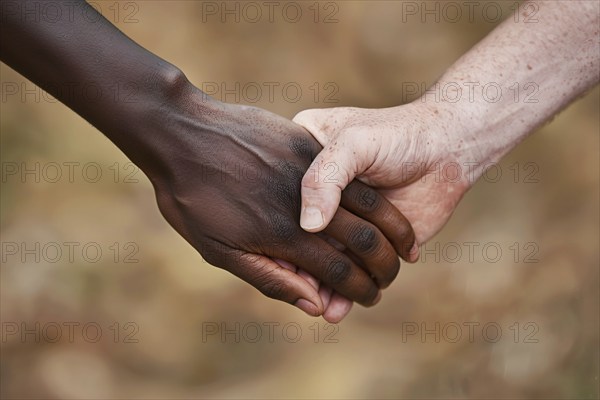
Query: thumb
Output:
[[300, 137, 360, 233], [293, 108, 339, 146]]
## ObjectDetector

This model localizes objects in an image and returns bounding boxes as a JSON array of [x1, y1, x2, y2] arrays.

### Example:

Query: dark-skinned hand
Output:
[[1, 0, 416, 320], [148, 94, 416, 318]]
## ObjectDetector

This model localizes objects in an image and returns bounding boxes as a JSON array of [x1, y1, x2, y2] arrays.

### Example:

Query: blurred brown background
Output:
[[1, 1, 598, 399]]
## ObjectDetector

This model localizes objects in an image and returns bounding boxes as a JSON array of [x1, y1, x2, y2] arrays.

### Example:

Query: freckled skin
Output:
[[0, 0, 416, 315], [294, 0, 599, 249]]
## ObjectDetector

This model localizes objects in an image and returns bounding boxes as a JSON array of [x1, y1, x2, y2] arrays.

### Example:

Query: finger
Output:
[[295, 109, 418, 260], [341, 181, 417, 262], [297, 268, 319, 291], [309, 236, 352, 309], [323, 207, 400, 288], [410, 244, 420, 262], [317, 233, 372, 272], [297, 267, 333, 309], [275, 261, 333, 311], [316, 232, 346, 251], [299, 139, 359, 233], [273, 258, 297, 272], [323, 292, 354, 324], [226, 252, 323, 317], [274, 233, 382, 307], [319, 285, 333, 310]]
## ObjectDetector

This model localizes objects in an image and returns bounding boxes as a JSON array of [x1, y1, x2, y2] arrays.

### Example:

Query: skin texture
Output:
[[295, 0, 599, 247], [0, 0, 417, 320], [149, 98, 417, 315], [295, 104, 466, 246]]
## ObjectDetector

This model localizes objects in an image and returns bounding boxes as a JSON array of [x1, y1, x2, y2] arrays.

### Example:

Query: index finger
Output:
[[340, 181, 416, 262]]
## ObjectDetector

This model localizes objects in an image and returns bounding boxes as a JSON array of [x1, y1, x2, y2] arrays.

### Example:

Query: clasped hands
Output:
[[2, 0, 594, 324], [151, 78, 470, 323]]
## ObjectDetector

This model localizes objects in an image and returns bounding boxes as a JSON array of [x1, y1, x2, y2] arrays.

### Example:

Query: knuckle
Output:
[[323, 257, 352, 285], [252, 263, 289, 301], [293, 109, 314, 125], [356, 186, 380, 212], [301, 164, 323, 190], [344, 183, 381, 213], [348, 223, 379, 254], [259, 278, 288, 301]]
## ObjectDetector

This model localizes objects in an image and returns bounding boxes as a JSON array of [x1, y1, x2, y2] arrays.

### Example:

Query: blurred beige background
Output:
[[1, 1, 598, 399]]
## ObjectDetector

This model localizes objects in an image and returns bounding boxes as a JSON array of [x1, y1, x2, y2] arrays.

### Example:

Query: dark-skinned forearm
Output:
[[0, 0, 198, 177], [1, 1, 421, 314]]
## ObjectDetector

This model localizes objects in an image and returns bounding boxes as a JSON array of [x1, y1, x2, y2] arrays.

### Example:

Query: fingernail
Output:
[[295, 299, 321, 317], [301, 207, 324, 230], [409, 242, 420, 262]]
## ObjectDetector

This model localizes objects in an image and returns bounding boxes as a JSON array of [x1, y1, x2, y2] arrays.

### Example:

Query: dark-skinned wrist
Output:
[[117, 67, 226, 188], [100, 63, 198, 180], [0, 0, 217, 185]]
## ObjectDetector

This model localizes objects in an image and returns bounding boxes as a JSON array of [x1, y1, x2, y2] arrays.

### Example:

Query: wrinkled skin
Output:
[[148, 94, 417, 316], [294, 105, 469, 246]]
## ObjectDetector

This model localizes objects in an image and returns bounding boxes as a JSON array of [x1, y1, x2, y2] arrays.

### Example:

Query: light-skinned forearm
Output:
[[420, 0, 599, 182]]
